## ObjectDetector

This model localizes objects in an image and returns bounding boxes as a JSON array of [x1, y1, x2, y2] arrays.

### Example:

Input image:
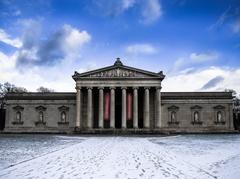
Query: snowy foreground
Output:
[[0, 135, 240, 179]]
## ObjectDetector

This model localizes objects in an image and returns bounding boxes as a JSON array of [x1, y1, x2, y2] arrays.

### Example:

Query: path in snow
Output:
[[0, 135, 240, 179], [0, 134, 85, 170]]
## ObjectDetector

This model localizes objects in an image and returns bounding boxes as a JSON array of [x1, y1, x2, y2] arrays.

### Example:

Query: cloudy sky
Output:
[[0, 0, 240, 93]]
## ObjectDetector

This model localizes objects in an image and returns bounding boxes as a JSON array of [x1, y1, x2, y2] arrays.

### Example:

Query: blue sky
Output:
[[0, 0, 240, 93]]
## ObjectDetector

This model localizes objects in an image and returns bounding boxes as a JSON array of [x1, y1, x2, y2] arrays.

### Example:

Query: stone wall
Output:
[[160, 92, 234, 133], [4, 93, 76, 133], [3, 92, 234, 133]]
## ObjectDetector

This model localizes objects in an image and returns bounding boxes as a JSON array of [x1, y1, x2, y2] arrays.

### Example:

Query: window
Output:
[[39, 111, 44, 122], [217, 111, 222, 122], [16, 111, 21, 122], [61, 111, 66, 122]]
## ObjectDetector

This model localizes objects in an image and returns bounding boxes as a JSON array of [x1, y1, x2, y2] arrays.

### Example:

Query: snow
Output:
[[0, 134, 240, 179]]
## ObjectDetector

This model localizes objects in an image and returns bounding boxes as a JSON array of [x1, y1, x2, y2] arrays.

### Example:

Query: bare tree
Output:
[[36, 86, 55, 93], [225, 89, 240, 130], [0, 82, 28, 109], [224, 89, 237, 97]]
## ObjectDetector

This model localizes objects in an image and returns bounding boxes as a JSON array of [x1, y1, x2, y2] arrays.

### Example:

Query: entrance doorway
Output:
[[115, 88, 122, 128], [0, 109, 6, 130]]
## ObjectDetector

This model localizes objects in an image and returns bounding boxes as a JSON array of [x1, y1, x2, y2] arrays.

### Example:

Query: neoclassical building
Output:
[[4, 59, 234, 133]]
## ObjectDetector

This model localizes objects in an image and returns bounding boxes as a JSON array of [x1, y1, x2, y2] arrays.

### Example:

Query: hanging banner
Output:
[[127, 92, 133, 120], [104, 92, 110, 120]]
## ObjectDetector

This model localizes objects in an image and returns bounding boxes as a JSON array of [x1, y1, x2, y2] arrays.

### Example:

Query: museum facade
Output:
[[4, 59, 234, 133]]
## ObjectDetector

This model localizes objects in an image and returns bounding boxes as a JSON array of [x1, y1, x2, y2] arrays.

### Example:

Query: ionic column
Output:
[[76, 87, 81, 128], [144, 87, 150, 128], [133, 87, 138, 128], [156, 87, 162, 128], [110, 87, 115, 128], [87, 87, 93, 128], [98, 87, 104, 128], [122, 87, 127, 129]]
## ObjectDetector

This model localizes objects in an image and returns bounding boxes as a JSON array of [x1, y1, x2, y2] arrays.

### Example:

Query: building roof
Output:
[[161, 92, 232, 99], [5, 92, 76, 100], [5, 91, 232, 100], [72, 58, 165, 80]]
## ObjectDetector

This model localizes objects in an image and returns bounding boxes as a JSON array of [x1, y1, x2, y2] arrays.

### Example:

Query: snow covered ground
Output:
[[0, 134, 240, 179]]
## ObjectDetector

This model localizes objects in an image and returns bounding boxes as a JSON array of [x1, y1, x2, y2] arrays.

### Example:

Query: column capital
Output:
[[144, 87, 150, 90], [156, 86, 162, 90], [75, 87, 81, 90], [110, 87, 116, 90], [98, 87, 104, 90], [121, 87, 127, 90], [87, 87, 93, 90], [133, 87, 139, 90]]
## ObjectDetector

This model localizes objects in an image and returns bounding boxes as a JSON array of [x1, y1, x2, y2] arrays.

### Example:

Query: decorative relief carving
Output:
[[13, 105, 24, 111], [35, 105, 47, 111], [89, 68, 138, 77]]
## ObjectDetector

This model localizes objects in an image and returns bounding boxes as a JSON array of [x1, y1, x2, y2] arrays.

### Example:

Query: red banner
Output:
[[127, 92, 133, 120], [104, 92, 110, 120]]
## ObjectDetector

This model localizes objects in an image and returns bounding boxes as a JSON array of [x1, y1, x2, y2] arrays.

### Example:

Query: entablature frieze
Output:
[[76, 80, 161, 88]]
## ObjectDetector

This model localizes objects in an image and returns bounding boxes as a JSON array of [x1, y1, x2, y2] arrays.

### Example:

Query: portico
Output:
[[4, 58, 234, 134], [73, 58, 165, 131]]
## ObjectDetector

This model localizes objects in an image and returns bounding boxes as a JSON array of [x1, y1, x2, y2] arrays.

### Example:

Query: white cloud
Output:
[[141, 0, 162, 24], [0, 50, 76, 92], [122, 0, 136, 9], [171, 51, 219, 73], [163, 66, 240, 93], [62, 24, 91, 53], [92, 0, 162, 24], [0, 23, 91, 92], [13, 10, 21, 16], [190, 52, 219, 62], [208, 6, 232, 30], [0, 29, 22, 48], [209, 6, 240, 35], [232, 18, 240, 33], [15, 21, 91, 67], [0, 51, 16, 73], [126, 43, 157, 54], [172, 57, 185, 72], [93, 0, 136, 17]]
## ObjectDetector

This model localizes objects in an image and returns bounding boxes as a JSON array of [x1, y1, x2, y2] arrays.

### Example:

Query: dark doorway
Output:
[[234, 112, 240, 130], [0, 109, 6, 130], [115, 88, 122, 128]]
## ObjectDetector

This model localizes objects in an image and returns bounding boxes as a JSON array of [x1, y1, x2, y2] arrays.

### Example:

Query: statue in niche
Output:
[[171, 111, 176, 122], [194, 111, 199, 122], [217, 111, 222, 122]]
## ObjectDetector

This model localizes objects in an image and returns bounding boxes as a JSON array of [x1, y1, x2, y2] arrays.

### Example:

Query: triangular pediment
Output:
[[168, 105, 179, 111], [73, 59, 165, 80]]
